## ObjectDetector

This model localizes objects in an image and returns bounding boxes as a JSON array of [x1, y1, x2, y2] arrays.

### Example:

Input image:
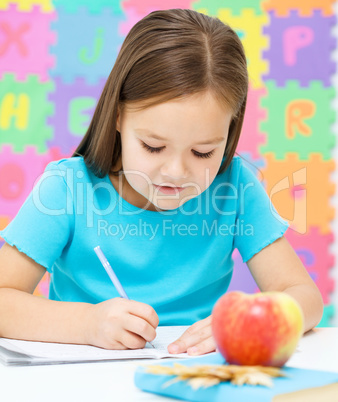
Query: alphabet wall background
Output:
[[0, 0, 337, 325]]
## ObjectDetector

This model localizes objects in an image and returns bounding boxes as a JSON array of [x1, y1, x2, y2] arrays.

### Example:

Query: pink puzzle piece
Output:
[[0, 146, 47, 218], [0, 4, 56, 82], [285, 227, 335, 304], [237, 84, 266, 160], [122, 0, 193, 15], [0, 146, 72, 219], [119, 8, 148, 37]]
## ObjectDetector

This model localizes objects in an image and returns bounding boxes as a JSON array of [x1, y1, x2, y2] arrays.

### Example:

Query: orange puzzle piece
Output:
[[262, 0, 336, 17], [261, 153, 335, 235]]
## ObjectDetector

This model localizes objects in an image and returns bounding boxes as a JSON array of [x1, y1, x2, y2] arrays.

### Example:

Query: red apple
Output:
[[211, 291, 304, 367]]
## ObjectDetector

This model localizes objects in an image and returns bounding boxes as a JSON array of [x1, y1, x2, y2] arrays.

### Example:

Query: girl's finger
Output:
[[123, 314, 157, 343], [168, 318, 212, 354], [187, 336, 217, 356]]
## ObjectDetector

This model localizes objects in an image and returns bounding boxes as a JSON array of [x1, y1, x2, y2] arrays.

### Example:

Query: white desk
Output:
[[1, 328, 337, 402]]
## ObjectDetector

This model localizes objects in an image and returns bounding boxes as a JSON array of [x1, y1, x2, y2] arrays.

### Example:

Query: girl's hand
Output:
[[167, 315, 216, 356], [85, 298, 159, 350]]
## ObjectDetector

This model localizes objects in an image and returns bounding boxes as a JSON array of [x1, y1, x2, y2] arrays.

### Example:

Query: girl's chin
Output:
[[150, 198, 191, 211]]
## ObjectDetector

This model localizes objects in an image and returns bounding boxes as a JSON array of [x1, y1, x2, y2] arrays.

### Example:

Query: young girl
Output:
[[0, 9, 323, 356]]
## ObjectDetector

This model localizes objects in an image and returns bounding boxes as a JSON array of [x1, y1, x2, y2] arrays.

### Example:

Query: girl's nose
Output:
[[160, 156, 188, 180]]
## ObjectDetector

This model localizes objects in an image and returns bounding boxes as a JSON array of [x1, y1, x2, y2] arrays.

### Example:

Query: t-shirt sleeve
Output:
[[233, 160, 289, 263], [0, 162, 74, 273]]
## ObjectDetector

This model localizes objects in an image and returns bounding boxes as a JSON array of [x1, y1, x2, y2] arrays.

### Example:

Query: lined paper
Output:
[[0, 326, 194, 365]]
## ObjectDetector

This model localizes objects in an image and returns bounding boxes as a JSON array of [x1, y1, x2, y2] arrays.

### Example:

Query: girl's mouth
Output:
[[153, 184, 185, 194]]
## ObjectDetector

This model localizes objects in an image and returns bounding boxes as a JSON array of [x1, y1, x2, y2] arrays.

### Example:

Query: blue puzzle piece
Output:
[[51, 7, 125, 84]]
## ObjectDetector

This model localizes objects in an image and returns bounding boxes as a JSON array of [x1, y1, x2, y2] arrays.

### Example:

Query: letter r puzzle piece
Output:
[[260, 81, 335, 159]]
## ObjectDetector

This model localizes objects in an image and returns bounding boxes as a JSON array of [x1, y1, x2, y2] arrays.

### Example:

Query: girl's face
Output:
[[114, 90, 233, 211]]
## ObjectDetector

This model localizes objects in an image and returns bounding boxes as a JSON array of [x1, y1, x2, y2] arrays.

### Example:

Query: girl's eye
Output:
[[141, 142, 164, 153], [141, 142, 215, 159], [192, 150, 215, 159]]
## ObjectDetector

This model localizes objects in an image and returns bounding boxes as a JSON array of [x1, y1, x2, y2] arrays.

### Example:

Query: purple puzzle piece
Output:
[[263, 10, 336, 87], [228, 249, 260, 294], [48, 77, 106, 154]]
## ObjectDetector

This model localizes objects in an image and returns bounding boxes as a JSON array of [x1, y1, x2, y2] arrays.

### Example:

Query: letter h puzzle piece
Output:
[[0, 73, 54, 152]]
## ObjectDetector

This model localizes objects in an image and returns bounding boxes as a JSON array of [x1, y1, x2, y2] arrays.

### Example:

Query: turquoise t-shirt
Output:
[[0, 156, 289, 325]]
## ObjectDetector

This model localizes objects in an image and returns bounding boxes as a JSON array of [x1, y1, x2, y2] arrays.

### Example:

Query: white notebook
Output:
[[0, 326, 199, 366]]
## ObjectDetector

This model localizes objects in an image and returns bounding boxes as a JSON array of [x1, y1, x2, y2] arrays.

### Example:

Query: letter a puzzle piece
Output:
[[261, 153, 335, 235], [260, 81, 335, 160]]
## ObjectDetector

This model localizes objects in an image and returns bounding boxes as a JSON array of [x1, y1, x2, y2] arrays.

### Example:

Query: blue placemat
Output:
[[134, 353, 338, 402]]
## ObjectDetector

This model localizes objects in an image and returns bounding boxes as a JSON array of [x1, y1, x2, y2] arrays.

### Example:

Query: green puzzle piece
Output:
[[0, 74, 54, 153], [53, 0, 124, 15], [192, 0, 263, 16], [260, 81, 335, 160], [317, 304, 335, 327]]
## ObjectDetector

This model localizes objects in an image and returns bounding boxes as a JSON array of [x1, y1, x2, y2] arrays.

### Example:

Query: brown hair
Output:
[[73, 8, 248, 178]]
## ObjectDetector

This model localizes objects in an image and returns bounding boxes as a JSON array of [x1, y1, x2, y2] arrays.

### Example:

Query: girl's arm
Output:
[[168, 235, 324, 356], [246, 235, 324, 333], [0, 243, 158, 348], [0, 242, 93, 343]]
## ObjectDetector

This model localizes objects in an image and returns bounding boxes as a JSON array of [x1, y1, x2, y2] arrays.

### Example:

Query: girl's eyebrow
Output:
[[134, 129, 226, 145]]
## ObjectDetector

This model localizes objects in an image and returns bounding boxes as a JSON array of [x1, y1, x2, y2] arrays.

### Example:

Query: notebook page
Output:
[[0, 326, 189, 362], [151, 326, 189, 354]]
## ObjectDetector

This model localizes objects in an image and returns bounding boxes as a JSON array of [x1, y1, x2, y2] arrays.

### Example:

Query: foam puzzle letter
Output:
[[0, 93, 29, 130], [286, 99, 315, 139], [283, 26, 314, 66]]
